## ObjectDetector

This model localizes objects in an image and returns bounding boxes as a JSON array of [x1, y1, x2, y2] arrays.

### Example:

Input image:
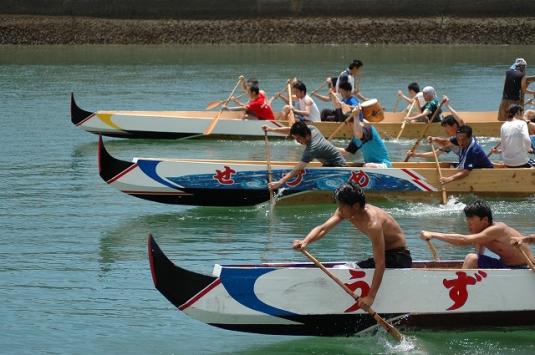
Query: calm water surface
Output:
[[1, 44, 535, 354]]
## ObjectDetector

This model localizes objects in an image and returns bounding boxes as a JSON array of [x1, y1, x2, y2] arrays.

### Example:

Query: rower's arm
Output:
[[311, 92, 331, 102], [277, 93, 290, 105], [445, 103, 465, 126], [408, 109, 430, 122], [224, 105, 246, 112], [421, 226, 500, 246], [367, 226, 386, 301], [441, 169, 470, 184], [294, 211, 344, 249], [263, 126, 291, 135]]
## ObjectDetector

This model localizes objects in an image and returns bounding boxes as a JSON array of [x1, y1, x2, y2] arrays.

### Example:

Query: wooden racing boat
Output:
[[72, 94, 502, 140], [98, 137, 535, 207], [148, 235, 535, 336]]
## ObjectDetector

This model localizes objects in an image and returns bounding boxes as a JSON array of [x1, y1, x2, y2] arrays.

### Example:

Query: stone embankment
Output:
[[1, 15, 535, 45]]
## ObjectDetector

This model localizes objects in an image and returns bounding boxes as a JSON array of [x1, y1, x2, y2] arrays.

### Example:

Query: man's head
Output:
[[338, 81, 353, 98], [455, 125, 473, 148], [408, 82, 420, 96], [348, 59, 363, 76], [246, 78, 259, 89], [422, 86, 436, 101], [334, 182, 366, 218], [514, 58, 527, 73], [507, 104, 524, 120], [441, 115, 460, 136], [292, 81, 307, 99], [248, 85, 260, 98], [525, 109, 535, 122], [463, 200, 493, 233], [289, 121, 312, 145]]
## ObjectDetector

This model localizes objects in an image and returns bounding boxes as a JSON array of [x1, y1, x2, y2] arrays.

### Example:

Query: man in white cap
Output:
[[405, 86, 443, 123], [498, 58, 535, 121]]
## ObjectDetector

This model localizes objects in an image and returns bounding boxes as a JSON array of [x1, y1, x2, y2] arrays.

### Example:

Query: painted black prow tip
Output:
[[97, 135, 136, 183], [70, 93, 94, 125], [147, 234, 217, 309]]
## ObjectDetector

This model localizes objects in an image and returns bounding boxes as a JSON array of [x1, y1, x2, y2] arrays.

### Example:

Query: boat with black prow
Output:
[[148, 235, 535, 336], [98, 136, 535, 207], [72, 94, 502, 140]]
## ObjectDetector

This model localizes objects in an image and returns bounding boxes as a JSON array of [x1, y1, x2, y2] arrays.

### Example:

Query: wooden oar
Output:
[[300, 248, 403, 342], [404, 98, 446, 162], [264, 131, 274, 206], [311, 81, 327, 95], [426, 240, 440, 261], [430, 143, 448, 204], [287, 80, 296, 126], [205, 93, 245, 110], [396, 100, 416, 140], [327, 116, 352, 141], [486, 142, 501, 158], [204, 78, 242, 135], [516, 245, 535, 273], [392, 95, 401, 113]]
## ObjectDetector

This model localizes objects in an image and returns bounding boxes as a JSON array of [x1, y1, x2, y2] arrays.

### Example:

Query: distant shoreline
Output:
[[1, 15, 535, 45]]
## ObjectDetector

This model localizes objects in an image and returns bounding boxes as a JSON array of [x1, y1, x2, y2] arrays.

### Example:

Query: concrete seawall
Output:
[[1, 0, 535, 18]]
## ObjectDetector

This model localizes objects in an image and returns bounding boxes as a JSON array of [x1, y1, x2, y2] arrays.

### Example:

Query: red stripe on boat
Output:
[[76, 113, 96, 126], [401, 168, 433, 192], [107, 163, 138, 184], [179, 279, 222, 311]]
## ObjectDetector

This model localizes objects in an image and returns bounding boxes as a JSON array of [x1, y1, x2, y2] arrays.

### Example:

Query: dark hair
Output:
[[507, 104, 524, 119], [408, 82, 420, 93], [349, 59, 363, 69], [456, 124, 472, 138], [334, 182, 366, 208], [249, 85, 260, 95], [338, 81, 353, 92], [464, 200, 493, 224], [293, 81, 307, 94], [246, 78, 259, 87], [441, 115, 459, 127], [289, 121, 311, 138]]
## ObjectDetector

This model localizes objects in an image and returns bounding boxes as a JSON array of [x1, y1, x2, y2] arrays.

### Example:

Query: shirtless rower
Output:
[[293, 182, 412, 308], [421, 199, 533, 269]]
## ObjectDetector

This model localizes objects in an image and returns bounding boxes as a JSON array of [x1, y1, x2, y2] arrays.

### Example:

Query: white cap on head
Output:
[[515, 58, 527, 67], [422, 86, 436, 98]]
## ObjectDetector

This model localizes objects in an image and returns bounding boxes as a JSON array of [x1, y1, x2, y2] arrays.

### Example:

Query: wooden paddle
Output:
[[300, 248, 403, 342], [396, 99, 416, 140], [264, 131, 274, 206], [287, 80, 296, 126], [430, 143, 448, 204], [403, 98, 447, 162], [204, 77, 242, 135], [205, 93, 245, 110], [426, 240, 440, 261], [311, 81, 327, 95], [487, 142, 501, 158], [327, 115, 353, 141], [516, 245, 535, 273]]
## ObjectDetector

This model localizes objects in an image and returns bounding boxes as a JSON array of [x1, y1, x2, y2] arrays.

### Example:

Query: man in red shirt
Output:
[[224, 85, 275, 120]]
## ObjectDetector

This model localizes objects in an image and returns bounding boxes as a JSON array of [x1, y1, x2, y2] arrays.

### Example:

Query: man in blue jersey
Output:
[[340, 107, 392, 168], [427, 125, 493, 184]]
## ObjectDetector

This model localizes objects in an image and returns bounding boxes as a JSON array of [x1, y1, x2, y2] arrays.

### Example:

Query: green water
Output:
[[1, 44, 534, 354]]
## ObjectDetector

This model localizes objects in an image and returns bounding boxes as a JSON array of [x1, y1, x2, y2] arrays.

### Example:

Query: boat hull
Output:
[[98, 137, 535, 207], [148, 236, 535, 336], [72, 94, 502, 140]]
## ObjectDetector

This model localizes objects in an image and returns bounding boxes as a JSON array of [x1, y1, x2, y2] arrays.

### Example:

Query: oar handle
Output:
[[327, 116, 352, 141], [430, 143, 448, 205], [300, 248, 403, 342], [204, 77, 243, 135], [426, 239, 440, 261], [404, 98, 446, 162], [264, 131, 274, 205], [516, 245, 535, 273]]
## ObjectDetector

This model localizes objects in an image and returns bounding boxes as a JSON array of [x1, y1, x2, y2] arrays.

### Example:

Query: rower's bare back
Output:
[[486, 222, 533, 265], [349, 204, 407, 250]]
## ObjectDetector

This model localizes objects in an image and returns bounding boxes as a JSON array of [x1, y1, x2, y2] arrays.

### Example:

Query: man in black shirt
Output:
[[498, 58, 535, 121]]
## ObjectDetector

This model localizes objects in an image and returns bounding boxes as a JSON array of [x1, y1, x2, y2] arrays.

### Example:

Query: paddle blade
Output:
[[205, 100, 223, 110]]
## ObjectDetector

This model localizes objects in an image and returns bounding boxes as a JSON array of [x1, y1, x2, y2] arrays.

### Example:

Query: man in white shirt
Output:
[[279, 80, 321, 122], [492, 104, 533, 167]]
